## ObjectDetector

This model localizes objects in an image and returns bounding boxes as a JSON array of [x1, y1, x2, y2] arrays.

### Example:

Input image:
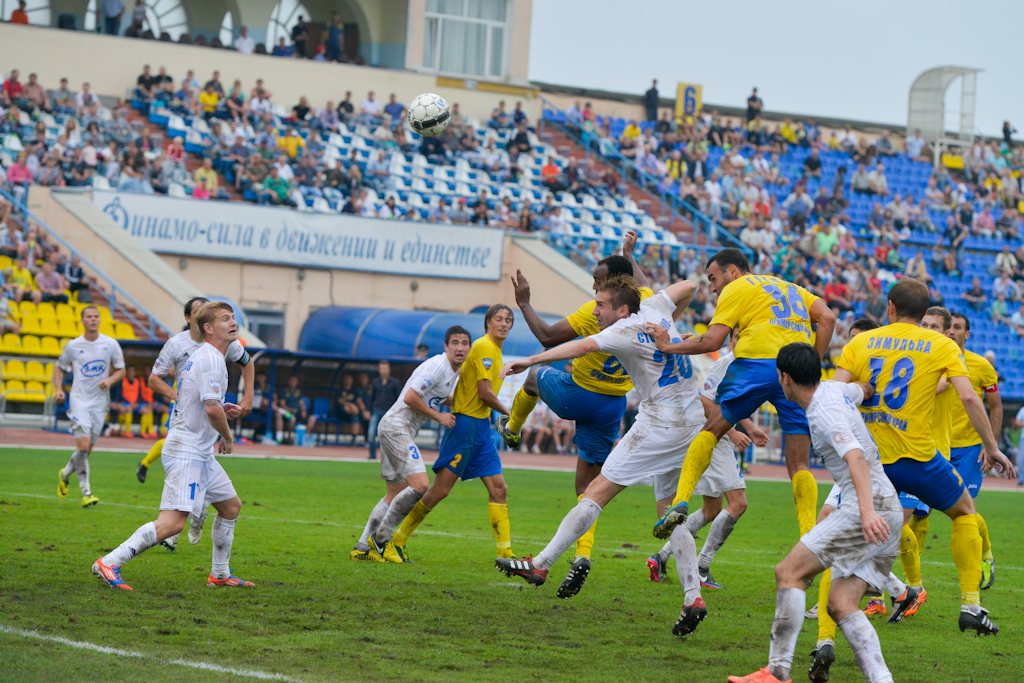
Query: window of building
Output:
[[219, 10, 233, 46], [245, 308, 285, 349], [423, 0, 509, 79], [142, 0, 189, 40], [267, 0, 311, 50], [2, 0, 50, 25]]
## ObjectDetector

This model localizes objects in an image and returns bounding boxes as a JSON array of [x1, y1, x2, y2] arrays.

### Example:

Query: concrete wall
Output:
[[0, 22, 538, 122], [158, 235, 590, 349]]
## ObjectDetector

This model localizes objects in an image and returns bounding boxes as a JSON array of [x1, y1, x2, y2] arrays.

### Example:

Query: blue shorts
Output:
[[884, 452, 966, 512], [898, 492, 931, 517], [536, 366, 625, 465], [433, 414, 502, 481], [949, 444, 984, 498], [716, 358, 809, 435]]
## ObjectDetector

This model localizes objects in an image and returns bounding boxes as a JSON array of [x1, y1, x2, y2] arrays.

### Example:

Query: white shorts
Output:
[[694, 438, 746, 498], [69, 410, 106, 445], [801, 505, 902, 593], [160, 454, 236, 514], [823, 483, 842, 510], [601, 419, 704, 501], [378, 423, 426, 483]]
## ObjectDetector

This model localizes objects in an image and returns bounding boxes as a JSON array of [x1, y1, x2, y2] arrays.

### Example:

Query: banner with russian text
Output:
[[92, 191, 505, 281]]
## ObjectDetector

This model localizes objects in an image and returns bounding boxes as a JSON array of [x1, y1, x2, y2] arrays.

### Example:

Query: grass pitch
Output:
[[0, 446, 1021, 682]]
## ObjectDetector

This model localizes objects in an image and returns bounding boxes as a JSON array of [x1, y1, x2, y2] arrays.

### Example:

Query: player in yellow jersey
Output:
[[948, 312, 1002, 589], [834, 279, 1015, 635], [496, 232, 651, 598], [649, 248, 836, 541], [386, 304, 515, 559]]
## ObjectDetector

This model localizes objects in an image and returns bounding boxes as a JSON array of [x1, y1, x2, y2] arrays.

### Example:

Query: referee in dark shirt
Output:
[[367, 360, 401, 460]]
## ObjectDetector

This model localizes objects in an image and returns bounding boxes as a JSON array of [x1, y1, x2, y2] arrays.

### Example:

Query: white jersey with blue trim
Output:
[[56, 333, 125, 414], [152, 330, 246, 386], [379, 353, 459, 436]]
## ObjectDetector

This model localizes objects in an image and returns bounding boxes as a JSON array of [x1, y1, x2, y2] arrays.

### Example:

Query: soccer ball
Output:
[[407, 93, 451, 137]]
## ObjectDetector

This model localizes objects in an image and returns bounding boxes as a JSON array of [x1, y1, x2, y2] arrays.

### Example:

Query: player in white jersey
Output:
[[497, 276, 712, 638], [54, 305, 126, 507], [729, 343, 904, 683], [93, 302, 254, 590], [136, 297, 254, 550], [647, 328, 767, 589], [351, 325, 471, 564]]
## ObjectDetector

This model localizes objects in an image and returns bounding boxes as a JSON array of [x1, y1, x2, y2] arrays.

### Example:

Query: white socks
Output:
[[698, 510, 737, 570], [103, 522, 157, 567], [211, 516, 236, 580], [374, 489, 421, 546], [886, 572, 907, 598], [534, 498, 602, 571], [669, 524, 702, 605], [65, 449, 90, 497], [837, 611, 894, 683], [357, 498, 390, 552], [768, 587, 806, 681], [684, 508, 707, 534]]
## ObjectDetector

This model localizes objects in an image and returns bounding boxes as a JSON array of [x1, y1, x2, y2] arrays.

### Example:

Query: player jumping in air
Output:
[[498, 230, 651, 598], [648, 248, 836, 543], [54, 305, 126, 508], [351, 325, 471, 563], [93, 302, 254, 590], [381, 306, 515, 559]]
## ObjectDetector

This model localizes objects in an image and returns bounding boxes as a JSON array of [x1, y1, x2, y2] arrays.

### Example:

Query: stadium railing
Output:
[[537, 97, 752, 259], [0, 187, 173, 342]]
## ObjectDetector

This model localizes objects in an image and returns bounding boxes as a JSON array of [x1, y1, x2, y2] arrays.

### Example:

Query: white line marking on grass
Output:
[[0, 624, 301, 681]]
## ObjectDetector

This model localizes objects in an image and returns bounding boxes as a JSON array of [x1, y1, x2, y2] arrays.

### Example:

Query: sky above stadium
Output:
[[528, 0, 1023, 139]]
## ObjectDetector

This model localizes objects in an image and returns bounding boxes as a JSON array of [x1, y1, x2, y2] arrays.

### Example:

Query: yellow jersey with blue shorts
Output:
[[949, 349, 999, 498], [437, 334, 504, 480], [542, 287, 653, 465], [837, 322, 970, 511], [708, 274, 821, 434]]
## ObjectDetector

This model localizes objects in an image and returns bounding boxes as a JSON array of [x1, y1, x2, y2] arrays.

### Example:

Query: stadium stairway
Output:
[[24, 186, 265, 347]]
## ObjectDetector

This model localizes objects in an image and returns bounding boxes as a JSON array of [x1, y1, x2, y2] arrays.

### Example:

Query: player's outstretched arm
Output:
[[511, 269, 579, 348], [949, 376, 1016, 479], [738, 418, 769, 447], [500, 338, 600, 378], [985, 386, 1003, 449], [100, 367, 126, 391], [404, 387, 455, 428], [204, 399, 234, 453], [808, 299, 836, 361], [622, 230, 650, 289], [148, 370, 177, 402], [647, 320, 729, 356], [476, 379, 510, 417], [52, 364, 65, 404], [845, 449, 890, 545], [237, 360, 255, 417]]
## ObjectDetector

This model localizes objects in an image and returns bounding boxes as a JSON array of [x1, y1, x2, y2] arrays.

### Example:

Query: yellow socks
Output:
[[488, 502, 513, 558], [673, 431, 718, 505], [140, 438, 164, 468], [508, 389, 539, 434], [121, 412, 133, 433], [899, 524, 923, 588], [977, 513, 993, 562], [909, 514, 929, 555], [817, 568, 836, 643], [139, 411, 153, 435], [574, 493, 597, 559], [394, 499, 432, 547], [792, 470, 818, 536], [951, 514, 982, 605]]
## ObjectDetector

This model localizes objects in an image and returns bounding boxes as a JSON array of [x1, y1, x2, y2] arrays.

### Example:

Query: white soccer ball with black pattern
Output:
[[407, 93, 451, 137]]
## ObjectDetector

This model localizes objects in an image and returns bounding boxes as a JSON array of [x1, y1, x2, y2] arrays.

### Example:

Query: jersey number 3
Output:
[[763, 284, 808, 321]]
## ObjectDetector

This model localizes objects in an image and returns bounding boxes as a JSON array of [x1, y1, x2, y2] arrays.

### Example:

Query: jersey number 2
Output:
[[862, 357, 915, 410], [654, 340, 692, 387]]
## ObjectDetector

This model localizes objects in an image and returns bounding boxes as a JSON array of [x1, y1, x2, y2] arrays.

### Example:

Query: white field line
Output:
[[0, 624, 301, 681], [3, 492, 1022, 573]]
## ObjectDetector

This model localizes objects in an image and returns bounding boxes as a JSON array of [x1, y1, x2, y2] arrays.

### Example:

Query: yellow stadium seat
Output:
[[39, 318, 61, 337], [36, 302, 56, 319], [58, 319, 78, 337], [44, 362, 54, 379], [18, 301, 37, 318], [72, 302, 88, 316], [76, 321, 84, 335], [40, 336, 60, 356], [4, 360, 27, 380], [2, 333, 21, 352], [941, 153, 964, 170], [25, 361, 46, 381], [98, 307, 113, 322], [3, 379, 25, 400], [20, 335, 42, 355], [59, 338, 71, 349], [114, 322, 137, 340], [694, 323, 709, 336], [0, 255, 11, 269], [19, 316, 41, 336], [55, 303, 75, 321], [7, 379, 47, 403], [99, 322, 116, 337]]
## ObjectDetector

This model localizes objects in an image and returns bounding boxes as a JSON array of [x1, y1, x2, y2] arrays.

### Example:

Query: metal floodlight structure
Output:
[[907, 66, 982, 161]]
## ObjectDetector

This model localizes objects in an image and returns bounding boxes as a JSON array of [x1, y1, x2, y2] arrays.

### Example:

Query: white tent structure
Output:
[[907, 66, 981, 160]]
